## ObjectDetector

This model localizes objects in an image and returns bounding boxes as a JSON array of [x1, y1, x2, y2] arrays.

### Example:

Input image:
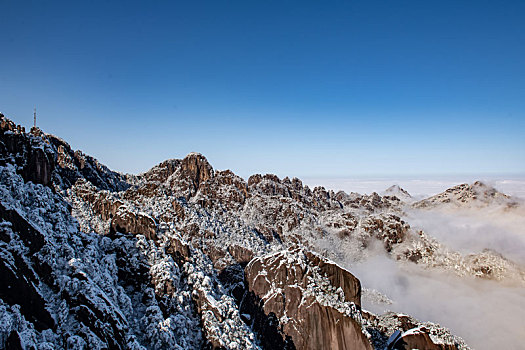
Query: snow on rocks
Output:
[[244, 248, 372, 349], [413, 181, 518, 210], [0, 164, 203, 349], [0, 114, 481, 349], [363, 311, 469, 350]]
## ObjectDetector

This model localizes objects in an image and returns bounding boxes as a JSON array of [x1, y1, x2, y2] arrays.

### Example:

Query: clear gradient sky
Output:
[[1, 1, 524, 178]]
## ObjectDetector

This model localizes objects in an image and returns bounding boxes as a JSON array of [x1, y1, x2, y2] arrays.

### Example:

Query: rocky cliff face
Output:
[[0, 113, 492, 349], [243, 249, 370, 350]]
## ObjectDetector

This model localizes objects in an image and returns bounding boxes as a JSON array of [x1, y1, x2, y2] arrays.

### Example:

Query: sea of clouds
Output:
[[350, 253, 525, 350], [306, 176, 525, 349]]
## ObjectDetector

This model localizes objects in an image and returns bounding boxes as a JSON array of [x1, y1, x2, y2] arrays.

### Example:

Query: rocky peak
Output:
[[142, 159, 181, 183], [384, 185, 412, 200], [0, 114, 54, 186], [471, 181, 497, 197], [1, 114, 25, 134], [180, 152, 214, 187], [166, 153, 214, 199], [413, 181, 515, 209], [0, 114, 131, 192]]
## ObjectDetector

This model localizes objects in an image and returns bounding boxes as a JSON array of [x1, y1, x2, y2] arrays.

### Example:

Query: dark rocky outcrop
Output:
[[228, 244, 254, 265], [0, 202, 45, 254], [0, 249, 54, 332], [1, 115, 55, 186], [165, 231, 191, 264], [0, 206, 54, 331], [63, 283, 129, 350], [388, 326, 459, 350], [22, 146, 54, 186], [4, 330, 23, 350]]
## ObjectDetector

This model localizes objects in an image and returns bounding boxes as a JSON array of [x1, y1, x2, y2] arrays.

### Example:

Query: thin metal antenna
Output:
[[34, 107, 36, 128]]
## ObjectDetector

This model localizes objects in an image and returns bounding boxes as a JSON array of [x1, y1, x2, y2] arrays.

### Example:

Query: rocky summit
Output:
[[4, 112, 523, 349]]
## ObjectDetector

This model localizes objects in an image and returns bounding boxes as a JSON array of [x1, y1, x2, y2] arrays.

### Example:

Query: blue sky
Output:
[[1, 1, 524, 178]]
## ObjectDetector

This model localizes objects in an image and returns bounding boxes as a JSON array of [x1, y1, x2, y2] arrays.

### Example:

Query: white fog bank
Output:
[[405, 206, 525, 265], [349, 254, 525, 350]]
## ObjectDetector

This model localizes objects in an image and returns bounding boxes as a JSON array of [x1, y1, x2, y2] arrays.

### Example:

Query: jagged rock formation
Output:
[[0, 112, 499, 349]]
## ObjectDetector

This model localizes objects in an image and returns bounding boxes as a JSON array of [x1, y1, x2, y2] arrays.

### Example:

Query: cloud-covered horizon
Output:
[[303, 177, 525, 200]]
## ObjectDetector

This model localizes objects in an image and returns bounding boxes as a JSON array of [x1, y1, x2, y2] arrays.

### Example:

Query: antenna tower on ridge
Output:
[[34, 107, 36, 128]]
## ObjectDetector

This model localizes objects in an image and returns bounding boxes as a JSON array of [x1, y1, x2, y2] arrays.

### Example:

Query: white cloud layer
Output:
[[308, 177, 525, 349], [349, 254, 525, 350]]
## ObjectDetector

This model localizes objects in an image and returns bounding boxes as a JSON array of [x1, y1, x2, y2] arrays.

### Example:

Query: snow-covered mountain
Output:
[[382, 185, 413, 202], [413, 181, 519, 209], [1, 113, 523, 349]]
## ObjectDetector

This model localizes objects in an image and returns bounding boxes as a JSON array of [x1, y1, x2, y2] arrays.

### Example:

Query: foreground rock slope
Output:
[[0, 112, 494, 349]]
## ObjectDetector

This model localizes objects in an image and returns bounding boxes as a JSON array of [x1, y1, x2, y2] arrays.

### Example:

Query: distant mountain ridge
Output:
[[413, 181, 519, 209]]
